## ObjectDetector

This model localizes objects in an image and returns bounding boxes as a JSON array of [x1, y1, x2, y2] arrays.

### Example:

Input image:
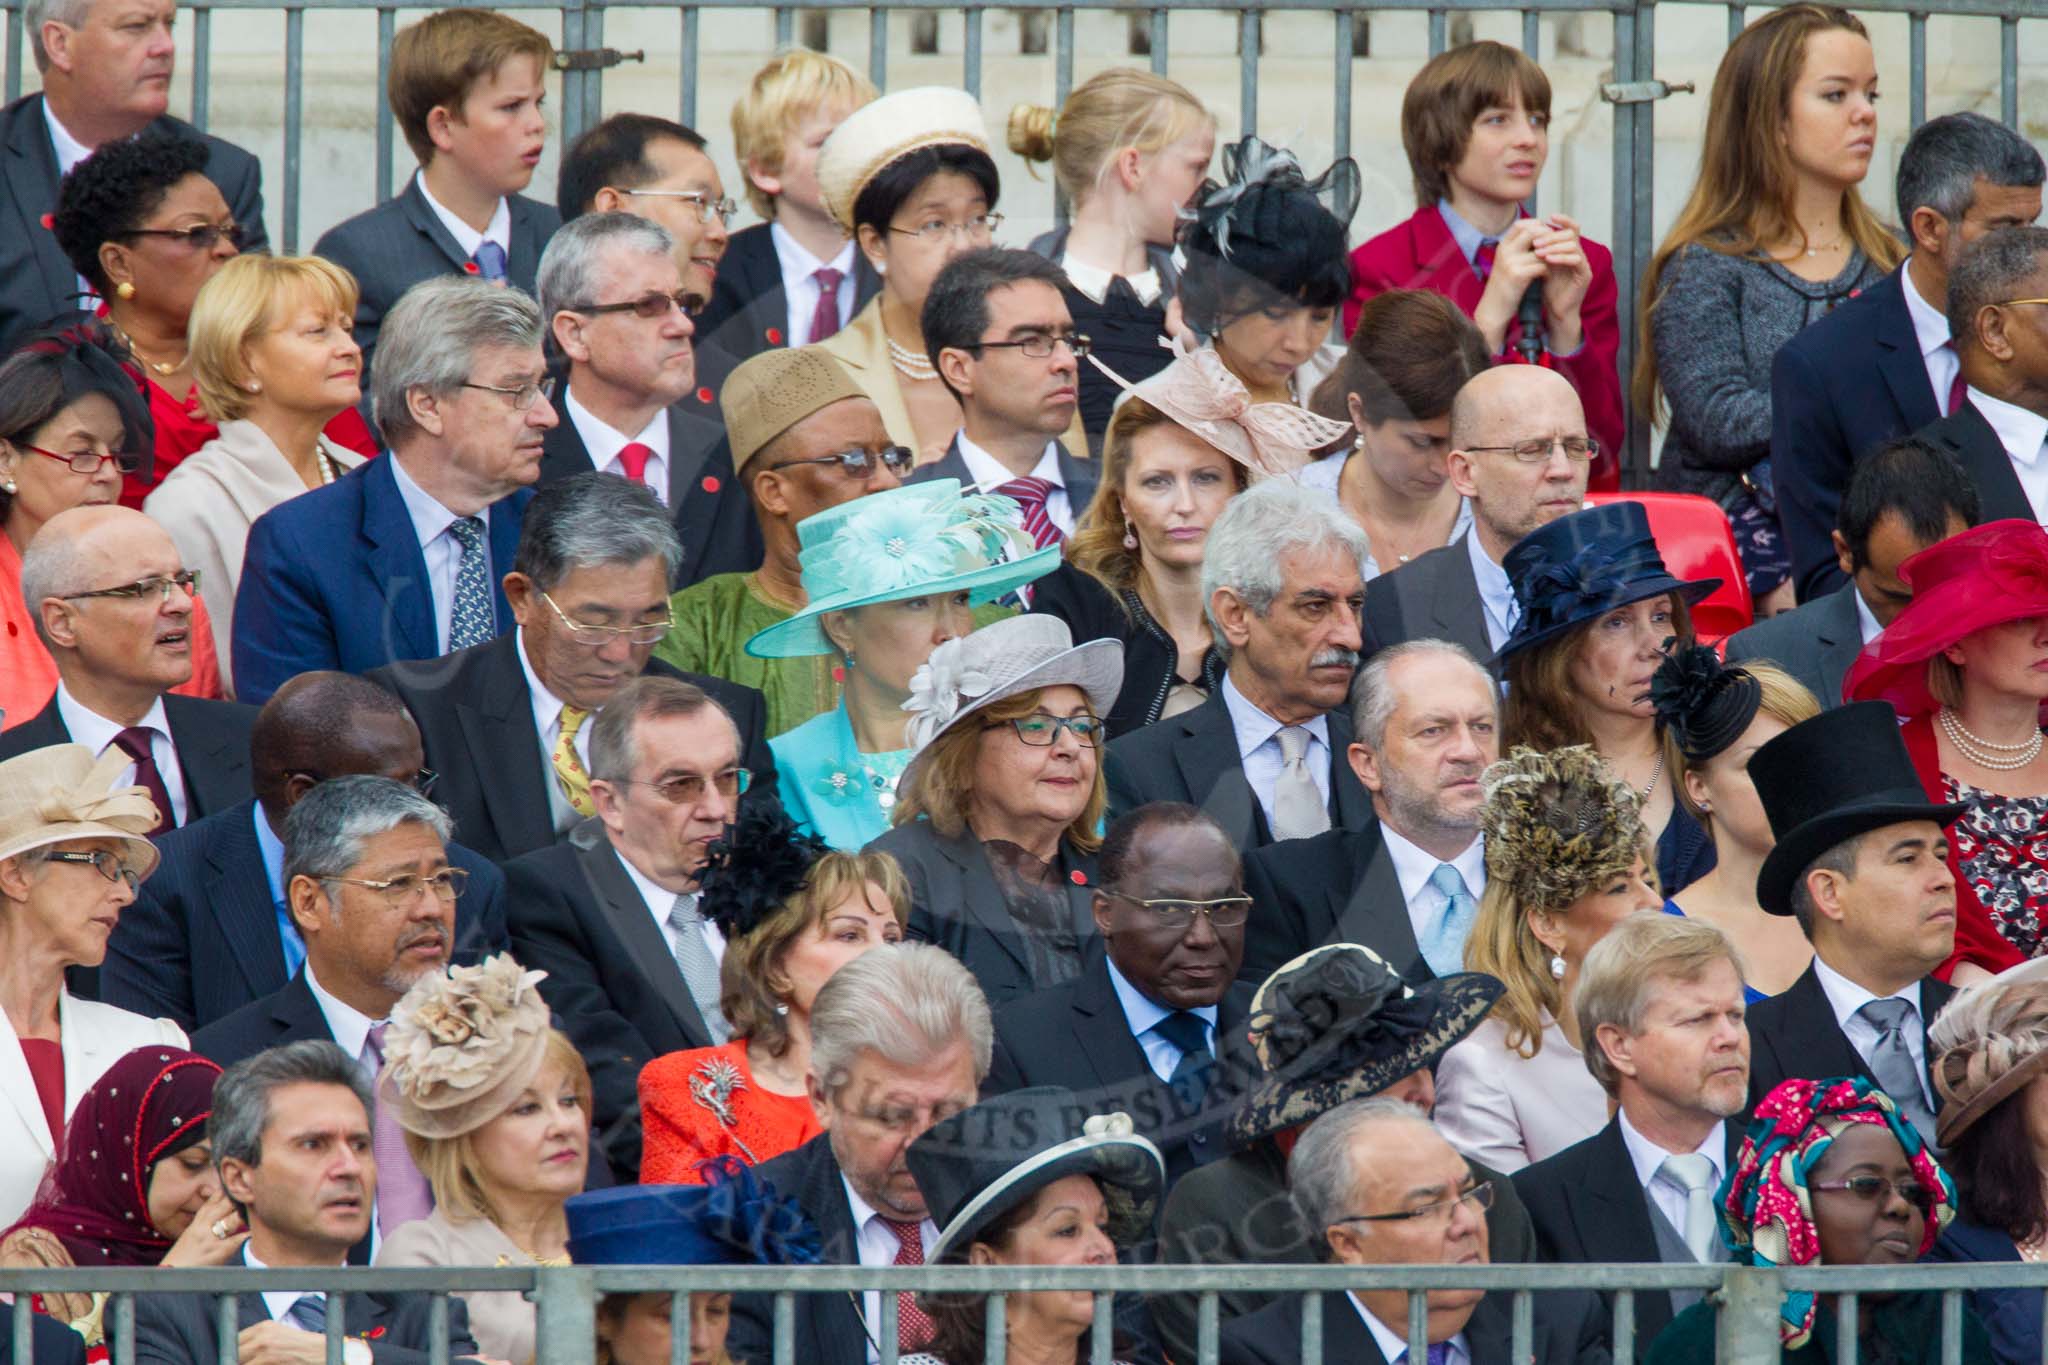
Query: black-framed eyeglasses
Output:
[[621, 189, 737, 225], [985, 712, 1104, 748], [59, 569, 200, 604], [566, 288, 706, 320], [766, 445, 917, 479], [1331, 1180, 1496, 1226], [285, 767, 439, 798], [44, 848, 142, 891], [1811, 1176, 1938, 1214], [119, 220, 247, 252], [539, 590, 675, 646], [461, 377, 556, 410], [608, 767, 753, 806], [317, 866, 469, 908], [968, 333, 1092, 361], [1462, 435, 1600, 464], [1101, 889, 1253, 930], [15, 444, 145, 475]]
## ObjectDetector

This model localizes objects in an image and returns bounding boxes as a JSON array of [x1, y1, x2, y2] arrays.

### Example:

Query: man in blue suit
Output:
[[233, 274, 553, 703], [1774, 112, 2042, 602]]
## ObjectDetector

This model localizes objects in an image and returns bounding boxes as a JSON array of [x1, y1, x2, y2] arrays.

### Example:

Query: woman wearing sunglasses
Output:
[[0, 322, 226, 724]]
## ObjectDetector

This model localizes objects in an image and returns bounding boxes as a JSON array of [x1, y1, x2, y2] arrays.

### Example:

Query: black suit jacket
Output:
[[0, 693, 257, 819], [131, 1267, 480, 1365], [537, 399, 761, 587], [1103, 687, 1374, 853], [729, 1133, 875, 1365], [695, 221, 881, 365], [1773, 268, 1945, 603], [911, 432, 1099, 521], [1219, 1286, 1611, 1365], [1239, 823, 1427, 984], [1909, 401, 2041, 525], [368, 631, 774, 864], [0, 95, 266, 354], [312, 178, 559, 381], [1745, 962, 1955, 1114], [1722, 582, 1863, 708], [98, 797, 508, 1031], [1361, 531, 1495, 665]]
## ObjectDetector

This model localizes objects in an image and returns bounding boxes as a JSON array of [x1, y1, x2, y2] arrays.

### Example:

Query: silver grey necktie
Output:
[[1271, 725, 1331, 841], [1857, 997, 1936, 1144], [1657, 1152, 1719, 1262], [668, 893, 731, 1043]]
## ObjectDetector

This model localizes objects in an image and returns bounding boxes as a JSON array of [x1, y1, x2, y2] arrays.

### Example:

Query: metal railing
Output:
[[5, 1260, 2048, 1365]]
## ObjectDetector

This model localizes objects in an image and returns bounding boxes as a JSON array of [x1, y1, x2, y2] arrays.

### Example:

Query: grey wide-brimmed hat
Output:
[[898, 614, 1124, 779]]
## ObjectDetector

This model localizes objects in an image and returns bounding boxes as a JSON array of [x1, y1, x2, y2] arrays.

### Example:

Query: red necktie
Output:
[[1474, 239, 1498, 282], [883, 1218, 936, 1349], [616, 442, 654, 485], [809, 267, 844, 344], [112, 727, 173, 835], [994, 475, 1065, 550]]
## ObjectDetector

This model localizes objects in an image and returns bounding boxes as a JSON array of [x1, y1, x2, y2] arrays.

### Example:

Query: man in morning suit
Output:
[[311, 9, 558, 384], [535, 211, 758, 585], [101, 671, 508, 1032], [1105, 478, 1373, 852], [1361, 365, 1593, 662], [370, 472, 773, 865], [986, 804, 1252, 1189], [1744, 701, 1963, 1148], [1242, 639, 1497, 983], [132, 1041, 482, 1365], [1219, 1098, 1610, 1365], [1726, 438, 1977, 707], [233, 275, 549, 704], [729, 944, 990, 1365], [1775, 112, 2043, 602], [0, 0, 264, 351], [0, 506, 254, 824], [1513, 914, 1750, 1360]]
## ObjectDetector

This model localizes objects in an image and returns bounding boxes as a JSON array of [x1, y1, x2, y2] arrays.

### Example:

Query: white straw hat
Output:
[[815, 87, 991, 233]]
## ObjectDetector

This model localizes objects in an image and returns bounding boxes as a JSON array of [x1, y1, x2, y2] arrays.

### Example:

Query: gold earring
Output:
[[115, 281, 136, 300]]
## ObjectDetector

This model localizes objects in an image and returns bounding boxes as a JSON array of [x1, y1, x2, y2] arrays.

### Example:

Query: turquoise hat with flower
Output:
[[743, 480, 1060, 659]]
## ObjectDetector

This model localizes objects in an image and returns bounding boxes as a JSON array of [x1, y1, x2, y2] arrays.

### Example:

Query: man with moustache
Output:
[[1514, 914, 1751, 1359]]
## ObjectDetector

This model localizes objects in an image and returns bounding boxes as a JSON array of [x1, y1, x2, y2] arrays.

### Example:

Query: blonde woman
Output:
[[143, 253, 367, 696], [1434, 745, 1661, 1172]]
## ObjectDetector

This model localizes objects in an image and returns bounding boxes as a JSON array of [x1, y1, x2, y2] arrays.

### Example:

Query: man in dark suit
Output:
[[699, 217, 881, 365], [535, 211, 759, 586], [1727, 438, 1978, 707], [1362, 366, 1593, 662], [728, 944, 989, 1365], [1744, 702, 1965, 1146], [1219, 1100, 1611, 1365], [101, 671, 509, 1032], [1774, 112, 2043, 602], [986, 805, 1251, 1188], [1242, 639, 1497, 983], [1106, 479, 1372, 852], [233, 275, 549, 704], [371, 474, 773, 864], [0, 0, 264, 350], [1514, 914, 1750, 1359], [0, 506, 254, 823], [132, 1041, 482, 1365]]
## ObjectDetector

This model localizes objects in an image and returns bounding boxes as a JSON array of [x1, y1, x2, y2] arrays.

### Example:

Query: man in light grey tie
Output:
[[1512, 913, 1750, 1358]]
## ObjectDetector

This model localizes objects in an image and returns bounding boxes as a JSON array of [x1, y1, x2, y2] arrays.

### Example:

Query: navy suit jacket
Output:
[[695, 221, 882, 367], [0, 693, 256, 816], [232, 452, 529, 705], [99, 797, 508, 1032], [909, 433, 1099, 518], [1773, 268, 1944, 602]]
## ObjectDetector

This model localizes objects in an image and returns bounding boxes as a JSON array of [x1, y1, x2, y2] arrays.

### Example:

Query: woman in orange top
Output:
[[639, 803, 910, 1182]]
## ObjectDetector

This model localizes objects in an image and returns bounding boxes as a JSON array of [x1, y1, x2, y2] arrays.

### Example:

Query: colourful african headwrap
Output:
[[1718, 1076, 1958, 1349]]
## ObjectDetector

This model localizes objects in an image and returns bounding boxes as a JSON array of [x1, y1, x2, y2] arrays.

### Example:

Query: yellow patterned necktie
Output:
[[553, 705, 596, 816]]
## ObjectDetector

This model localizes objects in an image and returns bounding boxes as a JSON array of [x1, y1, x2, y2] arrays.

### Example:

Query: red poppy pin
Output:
[[462, 261, 480, 275], [359, 1326, 387, 1341], [39, 213, 54, 230], [765, 328, 783, 345], [702, 475, 721, 493], [696, 387, 714, 404], [1069, 870, 1087, 886]]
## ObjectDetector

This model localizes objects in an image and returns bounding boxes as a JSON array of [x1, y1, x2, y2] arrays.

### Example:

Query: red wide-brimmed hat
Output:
[[1844, 519, 2048, 719]]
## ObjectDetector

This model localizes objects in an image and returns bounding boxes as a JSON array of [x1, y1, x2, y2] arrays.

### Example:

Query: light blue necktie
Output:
[[446, 516, 494, 651], [285, 1293, 326, 1333], [471, 240, 508, 281], [1419, 863, 1479, 978]]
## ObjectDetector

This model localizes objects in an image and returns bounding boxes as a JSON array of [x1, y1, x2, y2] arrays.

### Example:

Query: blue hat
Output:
[[565, 1158, 821, 1267], [1494, 501, 1721, 663]]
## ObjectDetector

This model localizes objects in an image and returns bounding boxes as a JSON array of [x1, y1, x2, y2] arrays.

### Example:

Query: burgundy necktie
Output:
[[994, 475, 1065, 550], [808, 267, 844, 343], [1474, 238, 1498, 282], [1944, 344, 1968, 416], [615, 441, 654, 484], [883, 1218, 937, 1349], [112, 727, 173, 835]]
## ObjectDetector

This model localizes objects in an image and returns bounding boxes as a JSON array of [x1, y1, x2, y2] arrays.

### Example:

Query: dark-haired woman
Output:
[[1305, 290, 1488, 577]]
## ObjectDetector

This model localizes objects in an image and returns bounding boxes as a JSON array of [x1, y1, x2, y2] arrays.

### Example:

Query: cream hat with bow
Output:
[[0, 744, 162, 879]]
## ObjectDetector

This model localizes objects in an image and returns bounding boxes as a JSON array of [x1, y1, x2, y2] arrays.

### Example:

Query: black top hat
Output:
[[904, 1087, 1165, 1261], [1494, 502, 1721, 663], [1750, 700, 1966, 918]]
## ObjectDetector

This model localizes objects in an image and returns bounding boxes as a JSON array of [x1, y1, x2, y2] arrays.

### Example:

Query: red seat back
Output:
[[1583, 491, 1755, 645]]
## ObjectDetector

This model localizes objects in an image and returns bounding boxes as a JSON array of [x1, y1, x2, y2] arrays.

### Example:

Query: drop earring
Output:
[[1122, 522, 1137, 551], [843, 650, 857, 673], [1549, 953, 1565, 980]]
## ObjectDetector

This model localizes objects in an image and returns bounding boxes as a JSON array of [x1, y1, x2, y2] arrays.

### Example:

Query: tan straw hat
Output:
[[723, 346, 870, 474], [0, 744, 162, 879], [1931, 957, 2048, 1148], [815, 86, 990, 233], [377, 954, 555, 1139]]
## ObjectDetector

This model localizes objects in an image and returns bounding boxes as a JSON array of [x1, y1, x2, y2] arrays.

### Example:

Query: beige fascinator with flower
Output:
[[1090, 340, 1352, 478], [1931, 957, 2048, 1148], [0, 743, 162, 878], [378, 954, 553, 1139]]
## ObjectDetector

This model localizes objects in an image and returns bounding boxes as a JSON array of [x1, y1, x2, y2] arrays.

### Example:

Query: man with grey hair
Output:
[[536, 211, 758, 585], [1242, 638, 1498, 981], [131, 1040, 485, 1363], [1514, 913, 1749, 1358], [0, 0, 264, 351], [1778, 110, 2044, 600], [731, 943, 992, 1365], [1220, 1097, 1607, 1365], [234, 275, 556, 704], [192, 776, 461, 1253], [1106, 477, 1373, 851]]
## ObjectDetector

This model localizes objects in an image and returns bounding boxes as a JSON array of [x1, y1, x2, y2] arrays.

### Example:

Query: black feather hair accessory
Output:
[[695, 802, 831, 939], [1650, 643, 1763, 763]]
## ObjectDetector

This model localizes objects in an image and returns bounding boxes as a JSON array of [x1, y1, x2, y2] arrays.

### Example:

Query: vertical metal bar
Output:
[[2001, 15, 2019, 130], [681, 6, 699, 128], [1942, 1290, 1962, 1365], [670, 1288, 695, 1365], [1301, 1290, 1323, 1365], [326, 1290, 346, 1365], [1054, 6, 1075, 228], [1909, 12, 1927, 131], [11, 1296, 29, 1365], [579, 5, 604, 137], [868, 7, 887, 90], [1150, 7, 1168, 74], [1511, 1290, 1533, 1365], [1333, 10, 1353, 165], [1091, 1293, 1112, 1365], [963, 7, 982, 100], [190, 5, 211, 132], [773, 1291, 795, 1365], [1716, 1267, 1786, 1363], [1237, 9, 1257, 137], [879, 1274, 900, 1364], [558, 2, 584, 170], [282, 6, 303, 254], [1727, 4, 1744, 45], [984, 1293, 1008, 1365], [1407, 1288, 1428, 1362], [1197, 1291, 1220, 1365], [215, 1291, 239, 1365], [1428, 8, 1446, 57], [775, 6, 793, 47], [534, 1267, 598, 1364], [1614, 1289, 1637, 1365], [428, 1295, 450, 1365], [1522, 8, 1538, 216], [376, 7, 396, 202], [1838, 1292, 1860, 1365], [4, 5, 22, 105], [112, 1293, 137, 1365]]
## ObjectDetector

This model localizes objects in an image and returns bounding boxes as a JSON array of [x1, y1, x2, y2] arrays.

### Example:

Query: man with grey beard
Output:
[[1241, 639, 1498, 982], [1106, 479, 1376, 853]]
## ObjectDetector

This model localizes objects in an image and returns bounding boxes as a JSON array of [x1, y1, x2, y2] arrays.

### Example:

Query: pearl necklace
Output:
[[1940, 705, 2044, 770], [886, 335, 937, 381]]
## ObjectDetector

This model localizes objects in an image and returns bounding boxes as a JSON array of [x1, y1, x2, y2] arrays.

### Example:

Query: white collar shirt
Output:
[[387, 453, 484, 655], [772, 224, 860, 346], [414, 172, 510, 263], [1964, 385, 2048, 521], [1465, 532, 1517, 653], [303, 960, 381, 1070], [1380, 824, 1488, 955], [514, 626, 593, 834], [615, 850, 726, 968], [55, 684, 188, 827], [1105, 955, 1217, 1083], [1617, 1106, 1728, 1251], [1854, 587, 1884, 646], [42, 104, 97, 306], [1351, 1291, 1471, 1365], [243, 1243, 346, 1328], [1900, 260, 1960, 413], [564, 388, 669, 505], [1061, 253, 1162, 307], [1812, 955, 1933, 1111], [840, 1174, 937, 1365], [1220, 670, 1331, 831], [953, 432, 1073, 536]]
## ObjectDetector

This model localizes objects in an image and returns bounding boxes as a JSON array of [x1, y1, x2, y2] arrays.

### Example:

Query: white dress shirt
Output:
[[42, 104, 97, 307], [1962, 385, 2048, 522], [414, 172, 510, 264], [1854, 587, 1884, 646], [1616, 1106, 1727, 1250], [1812, 955, 1934, 1111], [1105, 956, 1217, 1084], [772, 224, 860, 346], [304, 961, 381, 1067], [388, 454, 488, 655], [1900, 260, 1961, 414], [1379, 824, 1487, 956], [1465, 532, 1517, 653], [54, 684, 189, 827], [564, 388, 669, 505], [841, 1174, 937, 1365], [953, 433, 1074, 535], [514, 627, 595, 833], [1352, 1291, 1471, 1365], [616, 852, 727, 969], [1061, 254, 1162, 307], [1220, 671, 1332, 833]]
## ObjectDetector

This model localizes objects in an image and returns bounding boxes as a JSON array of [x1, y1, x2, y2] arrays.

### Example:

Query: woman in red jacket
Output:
[[1345, 40, 1620, 490]]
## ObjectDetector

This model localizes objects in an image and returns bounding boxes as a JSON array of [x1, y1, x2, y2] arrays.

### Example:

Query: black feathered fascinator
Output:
[[1650, 643, 1763, 763], [695, 803, 831, 939]]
